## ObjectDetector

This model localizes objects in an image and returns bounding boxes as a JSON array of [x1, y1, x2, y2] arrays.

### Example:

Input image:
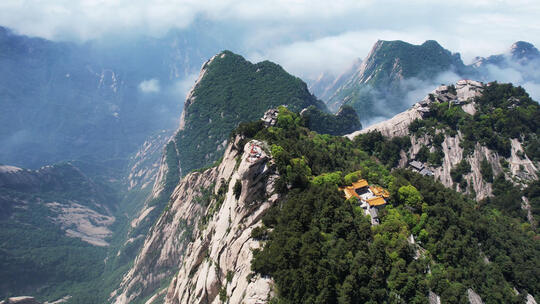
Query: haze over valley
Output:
[[1, 1, 539, 304]]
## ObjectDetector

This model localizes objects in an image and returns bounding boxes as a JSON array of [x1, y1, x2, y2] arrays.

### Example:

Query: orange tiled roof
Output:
[[342, 179, 368, 200], [366, 196, 386, 206], [370, 186, 390, 198], [343, 187, 358, 200], [351, 179, 368, 189]]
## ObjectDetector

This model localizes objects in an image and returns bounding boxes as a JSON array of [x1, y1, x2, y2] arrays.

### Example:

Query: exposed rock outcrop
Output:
[[428, 291, 441, 304], [467, 289, 484, 304], [0, 296, 40, 304], [128, 130, 172, 191], [112, 137, 278, 304], [347, 80, 538, 203]]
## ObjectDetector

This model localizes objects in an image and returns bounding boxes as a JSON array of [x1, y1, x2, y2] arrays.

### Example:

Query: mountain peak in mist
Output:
[[510, 41, 540, 61], [322, 39, 471, 119]]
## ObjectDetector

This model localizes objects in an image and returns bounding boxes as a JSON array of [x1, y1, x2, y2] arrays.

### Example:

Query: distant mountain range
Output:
[[0, 26, 221, 169], [310, 40, 540, 124]]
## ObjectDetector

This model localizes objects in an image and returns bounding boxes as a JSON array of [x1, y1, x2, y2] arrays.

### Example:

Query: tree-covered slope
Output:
[[301, 104, 362, 136], [0, 163, 119, 302], [225, 107, 539, 304], [174, 50, 327, 175]]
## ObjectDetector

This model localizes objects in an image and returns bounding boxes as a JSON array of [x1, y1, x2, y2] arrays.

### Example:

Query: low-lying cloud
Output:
[[2, 1, 539, 73], [481, 57, 540, 101], [357, 70, 463, 127], [139, 79, 161, 93]]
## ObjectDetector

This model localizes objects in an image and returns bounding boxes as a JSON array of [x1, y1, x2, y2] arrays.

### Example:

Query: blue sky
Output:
[[2, 0, 540, 80]]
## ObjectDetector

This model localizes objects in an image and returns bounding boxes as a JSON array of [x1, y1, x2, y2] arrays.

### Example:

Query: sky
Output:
[[1, 0, 540, 81]]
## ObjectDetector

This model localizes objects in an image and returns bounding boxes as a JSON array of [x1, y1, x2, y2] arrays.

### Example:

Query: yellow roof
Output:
[[366, 196, 386, 206], [343, 187, 359, 200], [351, 179, 368, 189], [370, 186, 390, 198]]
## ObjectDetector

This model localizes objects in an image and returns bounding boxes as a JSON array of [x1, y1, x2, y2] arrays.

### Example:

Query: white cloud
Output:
[[1, 0, 540, 86], [138, 79, 161, 93], [170, 73, 199, 100], [523, 82, 540, 101], [248, 30, 430, 81]]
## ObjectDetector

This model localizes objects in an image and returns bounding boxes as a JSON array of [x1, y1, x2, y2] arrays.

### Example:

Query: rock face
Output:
[[0, 297, 41, 304], [347, 80, 538, 202], [428, 291, 441, 304], [127, 130, 173, 191], [112, 137, 278, 304], [467, 289, 484, 304]]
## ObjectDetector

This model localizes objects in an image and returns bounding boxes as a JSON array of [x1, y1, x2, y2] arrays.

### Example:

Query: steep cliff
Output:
[[127, 130, 173, 191], [111, 136, 278, 303], [348, 80, 539, 219], [125, 50, 327, 262]]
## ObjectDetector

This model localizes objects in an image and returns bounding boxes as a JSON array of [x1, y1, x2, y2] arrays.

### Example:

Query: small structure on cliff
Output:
[[261, 108, 279, 127], [409, 160, 434, 176]]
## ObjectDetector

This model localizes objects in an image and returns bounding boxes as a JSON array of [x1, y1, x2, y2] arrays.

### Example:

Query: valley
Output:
[[0, 23, 539, 304]]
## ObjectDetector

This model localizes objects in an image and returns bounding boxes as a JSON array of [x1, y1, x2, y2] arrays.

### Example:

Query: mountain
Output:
[[473, 41, 540, 68], [472, 41, 540, 91], [309, 58, 362, 104], [173, 50, 327, 175], [349, 80, 539, 225], [113, 102, 538, 304], [0, 26, 218, 169], [0, 162, 118, 301], [316, 40, 540, 127], [510, 41, 540, 62], [111, 51, 332, 301], [322, 40, 473, 121]]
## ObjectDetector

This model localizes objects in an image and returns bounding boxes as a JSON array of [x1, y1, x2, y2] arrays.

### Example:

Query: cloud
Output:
[[248, 30, 429, 81], [480, 57, 540, 101], [523, 82, 540, 101], [403, 71, 462, 106], [138, 79, 161, 93], [1, 0, 540, 91], [170, 73, 199, 100], [357, 70, 463, 127]]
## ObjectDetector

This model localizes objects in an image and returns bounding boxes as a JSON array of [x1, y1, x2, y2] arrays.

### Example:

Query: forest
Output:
[[231, 106, 540, 304]]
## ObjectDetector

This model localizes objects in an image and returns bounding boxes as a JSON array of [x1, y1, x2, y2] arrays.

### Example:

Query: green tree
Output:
[[398, 185, 424, 209]]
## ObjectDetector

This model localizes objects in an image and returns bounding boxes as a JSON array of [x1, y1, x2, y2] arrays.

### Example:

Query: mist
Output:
[[2, 1, 540, 83], [480, 57, 540, 101]]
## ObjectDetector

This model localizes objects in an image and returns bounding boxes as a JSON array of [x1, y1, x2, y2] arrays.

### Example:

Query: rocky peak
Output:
[[510, 41, 540, 61], [348, 80, 483, 139], [473, 41, 540, 70], [128, 50, 327, 253], [111, 135, 279, 304]]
